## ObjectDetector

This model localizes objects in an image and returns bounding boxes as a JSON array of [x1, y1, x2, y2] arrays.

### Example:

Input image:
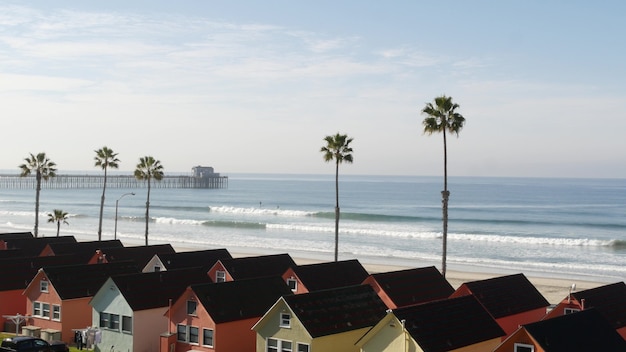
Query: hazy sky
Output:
[[2, 1, 625, 178]]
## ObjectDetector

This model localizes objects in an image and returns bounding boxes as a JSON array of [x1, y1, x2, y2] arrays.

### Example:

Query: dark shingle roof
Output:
[[0, 255, 81, 291], [1, 236, 77, 257], [571, 282, 626, 329], [156, 248, 232, 270], [42, 261, 139, 299], [369, 266, 455, 307], [219, 253, 297, 280], [459, 273, 549, 318], [111, 267, 212, 311], [284, 284, 388, 338], [45, 240, 124, 262], [524, 308, 626, 351], [101, 244, 175, 267], [192, 276, 291, 323], [291, 259, 369, 292], [395, 296, 505, 352], [0, 232, 33, 240]]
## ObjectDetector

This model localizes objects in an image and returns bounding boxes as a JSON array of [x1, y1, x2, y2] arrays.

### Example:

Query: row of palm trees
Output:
[[19, 150, 164, 246], [322, 95, 465, 277]]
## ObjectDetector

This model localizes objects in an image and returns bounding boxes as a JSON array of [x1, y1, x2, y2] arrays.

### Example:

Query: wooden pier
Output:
[[0, 173, 228, 189]]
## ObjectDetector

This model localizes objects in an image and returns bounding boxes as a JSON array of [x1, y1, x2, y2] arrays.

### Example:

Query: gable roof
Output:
[[522, 308, 626, 351], [192, 276, 291, 323], [39, 261, 139, 299], [99, 244, 175, 267], [368, 266, 454, 307], [283, 284, 387, 337], [0, 232, 33, 241], [571, 282, 626, 329], [155, 248, 232, 270], [0, 255, 81, 291], [290, 259, 369, 292], [44, 239, 124, 262], [457, 273, 549, 318], [395, 295, 505, 352], [217, 253, 297, 280], [1, 236, 77, 257], [110, 267, 211, 311]]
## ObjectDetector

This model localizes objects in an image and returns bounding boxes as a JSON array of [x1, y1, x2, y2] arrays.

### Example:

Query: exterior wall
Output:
[[282, 269, 307, 294], [134, 308, 169, 352], [542, 299, 580, 320], [497, 307, 547, 338], [313, 328, 372, 352], [0, 290, 27, 330], [617, 326, 626, 340], [493, 329, 543, 352], [360, 317, 423, 352], [207, 262, 233, 282], [255, 301, 311, 352], [169, 288, 215, 351], [24, 273, 64, 341], [142, 256, 165, 272], [90, 280, 134, 352]]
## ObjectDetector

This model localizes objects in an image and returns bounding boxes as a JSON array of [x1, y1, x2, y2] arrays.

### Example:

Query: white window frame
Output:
[[267, 338, 292, 352], [33, 302, 42, 317], [100, 312, 110, 329], [52, 305, 61, 321], [42, 303, 50, 318], [202, 328, 214, 347], [215, 270, 226, 282], [189, 325, 199, 344], [122, 315, 132, 333], [186, 300, 197, 316], [279, 313, 291, 328], [40, 280, 49, 293], [514, 343, 535, 352], [564, 307, 580, 314], [286, 278, 297, 292], [177, 324, 187, 342]]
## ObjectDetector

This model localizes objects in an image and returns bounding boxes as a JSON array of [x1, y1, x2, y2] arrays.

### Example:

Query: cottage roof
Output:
[[523, 308, 626, 351], [0, 232, 33, 240], [43, 239, 123, 262], [368, 266, 454, 307], [0, 255, 80, 291], [111, 267, 211, 311], [192, 276, 291, 323], [40, 261, 139, 299], [1, 236, 77, 257], [571, 282, 626, 329], [155, 248, 232, 270], [290, 259, 369, 292], [284, 284, 387, 338], [218, 253, 297, 280], [99, 244, 175, 267], [457, 273, 549, 318], [395, 295, 505, 352]]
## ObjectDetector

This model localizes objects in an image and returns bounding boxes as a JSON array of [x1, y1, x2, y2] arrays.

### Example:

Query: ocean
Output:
[[1, 174, 625, 283]]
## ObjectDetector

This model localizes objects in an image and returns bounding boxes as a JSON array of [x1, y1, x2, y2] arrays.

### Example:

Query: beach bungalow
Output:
[[207, 253, 297, 282], [162, 275, 292, 352], [143, 248, 232, 272], [0, 255, 80, 331], [0, 236, 77, 259], [281, 259, 369, 294], [355, 295, 505, 352], [22, 261, 139, 344], [362, 266, 454, 309], [0, 232, 33, 249], [494, 308, 626, 351], [89, 267, 212, 352], [86, 243, 175, 267], [542, 281, 626, 339], [39, 239, 124, 262], [253, 284, 388, 352], [450, 273, 549, 338]]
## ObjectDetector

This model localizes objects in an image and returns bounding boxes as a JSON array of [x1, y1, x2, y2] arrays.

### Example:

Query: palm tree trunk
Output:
[[56, 222, 60, 237], [98, 169, 107, 241], [441, 130, 449, 277], [34, 172, 41, 237], [145, 179, 151, 246], [334, 160, 340, 262]]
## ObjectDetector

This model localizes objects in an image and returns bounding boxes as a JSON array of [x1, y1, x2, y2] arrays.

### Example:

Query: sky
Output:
[[1, 1, 625, 178]]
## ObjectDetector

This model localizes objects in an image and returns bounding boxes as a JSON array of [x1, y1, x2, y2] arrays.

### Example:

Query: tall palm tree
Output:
[[19, 152, 57, 237], [94, 146, 120, 241], [320, 133, 354, 262], [421, 95, 466, 277], [47, 209, 69, 237], [134, 156, 164, 246]]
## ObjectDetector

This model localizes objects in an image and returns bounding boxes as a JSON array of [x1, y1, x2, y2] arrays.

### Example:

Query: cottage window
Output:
[[100, 313, 109, 328], [42, 303, 50, 318], [40, 280, 49, 293], [280, 313, 291, 328], [203, 329, 214, 347], [267, 338, 292, 352], [216, 270, 226, 283], [564, 307, 580, 315], [33, 302, 41, 316], [122, 316, 132, 333], [297, 343, 309, 352], [186, 300, 197, 315], [189, 326, 199, 344], [287, 278, 297, 292], [110, 314, 120, 330], [52, 305, 61, 321], [514, 343, 534, 352], [177, 324, 187, 342], [154, 264, 161, 272]]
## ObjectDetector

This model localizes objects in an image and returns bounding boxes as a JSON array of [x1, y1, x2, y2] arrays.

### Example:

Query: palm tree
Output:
[[47, 209, 69, 237], [320, 133, 354, 262], [94, 146, 120, 241], [134, 156, 164, 246], [19, 152, 57, 237], [421, 95, 466, 277]]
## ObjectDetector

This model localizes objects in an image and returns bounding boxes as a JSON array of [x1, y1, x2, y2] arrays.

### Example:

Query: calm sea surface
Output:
[[1, 174, 625, 283]]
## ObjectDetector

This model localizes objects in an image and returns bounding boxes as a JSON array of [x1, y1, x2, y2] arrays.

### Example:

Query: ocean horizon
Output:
[[1, 173, 625, 284]]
